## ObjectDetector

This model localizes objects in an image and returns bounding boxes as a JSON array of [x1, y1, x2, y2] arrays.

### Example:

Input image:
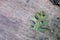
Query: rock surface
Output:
[[0, 0, 60, 40]]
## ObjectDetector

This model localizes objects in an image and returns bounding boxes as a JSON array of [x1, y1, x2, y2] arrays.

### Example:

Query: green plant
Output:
[[30, 11, 48, 33]]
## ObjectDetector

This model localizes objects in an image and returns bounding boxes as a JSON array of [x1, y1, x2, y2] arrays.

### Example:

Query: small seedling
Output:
[[30, 11, 48, 33]]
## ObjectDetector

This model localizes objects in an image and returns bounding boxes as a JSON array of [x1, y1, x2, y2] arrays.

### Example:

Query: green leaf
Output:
[[43, 21, 48, 26], [31, 16, 37, 22], [39, 28, 47, 33]]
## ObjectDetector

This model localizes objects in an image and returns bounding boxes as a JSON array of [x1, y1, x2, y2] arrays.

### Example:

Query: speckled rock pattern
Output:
[[0, 0, 60, 40]]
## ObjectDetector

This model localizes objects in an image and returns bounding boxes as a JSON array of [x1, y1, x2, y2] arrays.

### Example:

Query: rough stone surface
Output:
[[0, 0, 60, 40]]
